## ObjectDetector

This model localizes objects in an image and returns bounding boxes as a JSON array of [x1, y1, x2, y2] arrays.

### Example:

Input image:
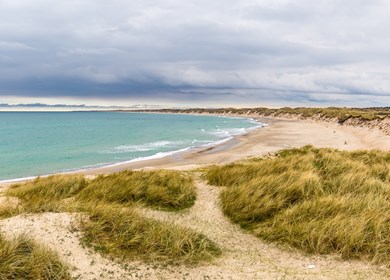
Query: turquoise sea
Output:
[[0, 112, 262, 181]]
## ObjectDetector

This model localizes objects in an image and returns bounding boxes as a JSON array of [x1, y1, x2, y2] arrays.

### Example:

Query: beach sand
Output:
[[1, 116, 390, 279], [81, 116, 390, 174], [1, 117, 389, 186]]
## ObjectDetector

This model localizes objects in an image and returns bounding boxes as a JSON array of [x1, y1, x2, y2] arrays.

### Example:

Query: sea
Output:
[[0, 112, 264, 182]]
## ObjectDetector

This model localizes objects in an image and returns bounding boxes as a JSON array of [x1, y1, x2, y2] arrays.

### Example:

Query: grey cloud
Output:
[[0, 41, 34, 51], [0, 0, 389, 106]]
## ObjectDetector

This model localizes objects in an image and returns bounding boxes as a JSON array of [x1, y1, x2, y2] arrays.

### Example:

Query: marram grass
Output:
[[6, 175, 87, 213], [6, 170, 196, 213], [0, 234, 71, 280], [205, 146, 390, 264], [80, 205, 221, 264], [77, 170, 196, 211], [3, 170, 219, 264], [156, 107, 390, 123]]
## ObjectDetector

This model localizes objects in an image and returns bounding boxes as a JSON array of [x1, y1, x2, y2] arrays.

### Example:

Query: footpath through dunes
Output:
[[0, 176, 389, 279], [138, 176, 390, 279]]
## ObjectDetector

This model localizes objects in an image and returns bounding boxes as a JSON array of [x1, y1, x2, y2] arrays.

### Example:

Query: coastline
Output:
[[0, 113, 263, 185], [2, 114, 390, 279], [2, 115, 390, 188], [79, 116, 390, 174], [0, 111, 265, 185]]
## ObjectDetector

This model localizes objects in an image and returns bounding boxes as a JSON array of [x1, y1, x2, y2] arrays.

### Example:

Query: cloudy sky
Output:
[[1, 0, 390, 107]]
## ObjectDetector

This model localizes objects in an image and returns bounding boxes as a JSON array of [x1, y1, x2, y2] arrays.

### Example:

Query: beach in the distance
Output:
[[2, 112, 390, 280], [2, 114, 390, 187], [77, 115, 390, 174], [2, 1, 390, 279], [0, 112, 262, 183]]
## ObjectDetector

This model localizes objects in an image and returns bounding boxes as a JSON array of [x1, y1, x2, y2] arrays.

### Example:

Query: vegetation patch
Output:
[[3, 170, 220, 264], [80, 205, 221, 264], [0, 234, 71, 280], [6, 175, 87, 213], [6, 170, 196, 213], [205, 146, 390, 264], [139, 107, 390, 123], [77, 170, 196, 211]]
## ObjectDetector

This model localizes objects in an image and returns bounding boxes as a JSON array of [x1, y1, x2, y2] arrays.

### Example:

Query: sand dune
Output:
[[1, 116, 390, 279]]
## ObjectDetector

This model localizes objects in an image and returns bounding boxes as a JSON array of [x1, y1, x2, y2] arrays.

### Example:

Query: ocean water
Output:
[[0, 112, 263, 181]]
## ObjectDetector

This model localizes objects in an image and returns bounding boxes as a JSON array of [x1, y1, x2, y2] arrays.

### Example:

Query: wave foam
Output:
[[0, 117, 268, 183], [104, 141, 184, 154]]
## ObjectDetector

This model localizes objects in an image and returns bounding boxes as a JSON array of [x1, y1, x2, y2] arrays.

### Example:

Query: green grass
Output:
[[205, 146, 390, 264], [77, 170, 196, 211], [0, 234, 71, 280], [80, 205, 221, 264]]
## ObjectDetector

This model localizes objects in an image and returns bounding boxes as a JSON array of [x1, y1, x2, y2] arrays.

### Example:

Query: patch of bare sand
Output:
[[0, 213, 131, 280]]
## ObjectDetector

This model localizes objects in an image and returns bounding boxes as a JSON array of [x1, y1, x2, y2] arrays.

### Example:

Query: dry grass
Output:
[[80, 205, 221, 264], [77, 170, 196, 211], [6, 175, 87, 213], [3, 170, 219, 264], [139, 107, 390, 123], [205, 146, 390, 264], [0, 234, 71, 280], [0, 198, 20, 219], [6, 170, 196, 213]]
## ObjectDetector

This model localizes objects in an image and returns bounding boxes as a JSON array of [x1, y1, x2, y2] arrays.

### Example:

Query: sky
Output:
[[1, 0, 390, 108]]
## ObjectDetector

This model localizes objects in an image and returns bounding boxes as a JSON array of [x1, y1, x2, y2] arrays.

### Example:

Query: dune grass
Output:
[[205, 146, 390, 264], [143, 107, 390, 123], [5, 170, 196, 213], [6, 175, 87, 213], [0, 234, 71, 280], [80, 205, 221, 264], [77, 170, 196, 211], [3, 170, 220, 264]]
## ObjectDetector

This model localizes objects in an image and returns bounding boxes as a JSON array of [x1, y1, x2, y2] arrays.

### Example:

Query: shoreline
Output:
[[2, 114, 390, 279], [0, 114, 265, 185], [2, 115, 390, 188], [80, 115, 390, 172]]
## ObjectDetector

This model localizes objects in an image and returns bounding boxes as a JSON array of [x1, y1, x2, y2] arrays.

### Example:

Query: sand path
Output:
[[1, 176, 389, 279], [0, 213, 132, 280], [138, 176, 390, 279]]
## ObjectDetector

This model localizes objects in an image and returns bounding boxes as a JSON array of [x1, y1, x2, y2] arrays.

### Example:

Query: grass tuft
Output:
[[6, 170, 196, 213], [6, 175, 87, 213], [77, 170, 196, 211], [205, 146, 390, 264], [0, 234, 71, 279], [80, 205, 221, 264]]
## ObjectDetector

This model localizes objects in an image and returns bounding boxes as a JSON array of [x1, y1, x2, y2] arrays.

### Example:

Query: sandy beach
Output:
[[81, 116, 390, 174], [1, 116, 390, 188], [3, 1, 390, 278], [1, 116, 390, 279]]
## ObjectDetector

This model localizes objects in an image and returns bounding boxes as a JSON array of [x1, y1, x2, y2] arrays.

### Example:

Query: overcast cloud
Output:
[[0, 0, 390, 106]]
